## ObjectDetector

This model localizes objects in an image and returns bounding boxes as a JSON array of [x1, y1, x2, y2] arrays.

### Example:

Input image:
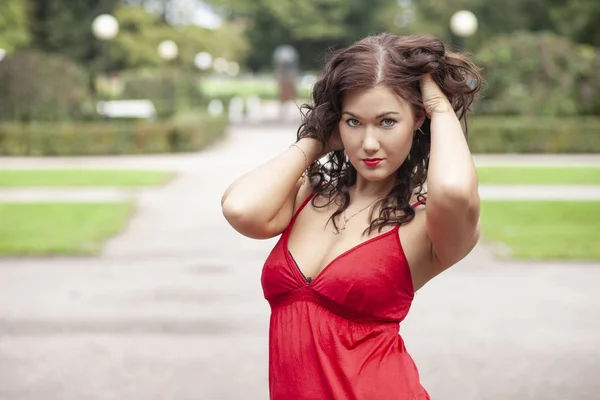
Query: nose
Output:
[[362, 126, 380, 153]]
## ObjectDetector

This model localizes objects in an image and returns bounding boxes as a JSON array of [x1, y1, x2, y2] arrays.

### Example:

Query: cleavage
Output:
[[287, 213, 395, 280]]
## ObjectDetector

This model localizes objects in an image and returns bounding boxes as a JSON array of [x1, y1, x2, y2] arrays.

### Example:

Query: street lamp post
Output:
[[194, 52, 212, 110], [92, 14, 119, 72], [273, 45, 299, 122], [158, 40, 179, 118], [91, 14, 119, 95], [449, 10, 478, 51]]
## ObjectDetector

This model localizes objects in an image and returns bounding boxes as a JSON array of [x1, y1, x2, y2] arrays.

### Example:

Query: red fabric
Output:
[[261, 193, 431, 400]]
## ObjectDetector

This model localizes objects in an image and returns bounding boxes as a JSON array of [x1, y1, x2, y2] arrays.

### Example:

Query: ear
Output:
[[413, 108, 426, 131]]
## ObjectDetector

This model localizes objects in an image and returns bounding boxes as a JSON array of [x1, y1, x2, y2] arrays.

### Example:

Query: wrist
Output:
[[425, 99, 454, 117], [296, 137, 323, 161]]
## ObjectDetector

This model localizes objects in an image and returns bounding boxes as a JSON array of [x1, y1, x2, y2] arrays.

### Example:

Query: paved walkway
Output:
[[0, 125, 599, 400]]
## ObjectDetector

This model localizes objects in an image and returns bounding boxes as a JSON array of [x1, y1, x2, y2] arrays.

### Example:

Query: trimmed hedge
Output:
[[467, 116, 600, 153], [0, 115, 228, 156], [0, 115, 597, 155]]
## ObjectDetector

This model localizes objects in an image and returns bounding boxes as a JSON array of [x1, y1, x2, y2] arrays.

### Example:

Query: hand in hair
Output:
[[419, 73, 453, 117], [320, 128, 344, 156]]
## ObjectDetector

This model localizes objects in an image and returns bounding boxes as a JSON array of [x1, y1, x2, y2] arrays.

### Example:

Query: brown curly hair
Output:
[[297, 33, 483, 235]]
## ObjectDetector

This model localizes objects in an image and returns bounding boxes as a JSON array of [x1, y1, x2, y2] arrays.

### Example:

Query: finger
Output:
[[419, 73, 434, 86], [421, 74, 443, 91]]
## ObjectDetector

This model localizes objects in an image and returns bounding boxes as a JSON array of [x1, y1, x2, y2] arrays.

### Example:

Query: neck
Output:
[[352, 175, 395, 200]]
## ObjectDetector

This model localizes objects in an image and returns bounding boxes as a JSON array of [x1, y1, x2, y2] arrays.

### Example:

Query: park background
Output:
[[0, 0, 599, 399]]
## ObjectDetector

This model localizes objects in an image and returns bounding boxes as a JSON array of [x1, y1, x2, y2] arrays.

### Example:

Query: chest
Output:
[[288, 206, 400, 280], [261, 228, 415, 322]]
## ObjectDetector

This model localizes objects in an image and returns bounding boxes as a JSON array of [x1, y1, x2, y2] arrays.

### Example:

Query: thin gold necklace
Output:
[[334, 198, 379, 235]]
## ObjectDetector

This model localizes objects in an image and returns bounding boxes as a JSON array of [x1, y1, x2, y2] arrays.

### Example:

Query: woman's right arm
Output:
[[221, 137, 323, 239]]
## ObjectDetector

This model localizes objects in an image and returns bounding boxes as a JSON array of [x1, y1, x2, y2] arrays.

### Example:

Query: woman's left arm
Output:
[[421, 74, 481, 271]]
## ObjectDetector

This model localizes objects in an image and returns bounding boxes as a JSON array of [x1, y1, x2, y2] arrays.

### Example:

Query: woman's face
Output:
[[338, 84, 423, 184]]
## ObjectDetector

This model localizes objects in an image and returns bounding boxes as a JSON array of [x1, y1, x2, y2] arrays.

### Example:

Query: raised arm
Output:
[[221, 137, 322, 239], [421, 74, 481, 270]]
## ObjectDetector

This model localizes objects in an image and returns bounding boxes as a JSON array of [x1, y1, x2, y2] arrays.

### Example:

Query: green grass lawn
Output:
[[476, 166, 600, 185], [0, 170, 174, 187], [0, 202, 133, 256], [480, 200, 600, 260]]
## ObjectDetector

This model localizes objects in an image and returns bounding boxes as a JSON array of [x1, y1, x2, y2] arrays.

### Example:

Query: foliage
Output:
[[3, 0, 599, 124], [0, 0, 31, 53], [108, 5, 249, 71], [206, 0, 600, 71], [475, 32, 600, 116], [27, 0, 118, 66], [389, 0, 556, 49], [581, 52, 600, 115], [210, 0, 395, 71], [0, 50, 92, 122], [467, 116, 600, 153], [0, 114, 228, 156], [548, 0, 600, 47], [4, 115, 591, 156], [23, 1, 248, 74]]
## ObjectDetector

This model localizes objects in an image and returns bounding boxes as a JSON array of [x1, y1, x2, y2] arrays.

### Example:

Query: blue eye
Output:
[[381, 118, 396, 127], [346, 118, 360, 127]]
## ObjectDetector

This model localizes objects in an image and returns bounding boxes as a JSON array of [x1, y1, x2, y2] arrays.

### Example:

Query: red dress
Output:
[[261, 193, 430, 400]]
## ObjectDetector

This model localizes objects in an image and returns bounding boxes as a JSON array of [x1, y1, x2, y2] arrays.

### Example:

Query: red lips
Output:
[[362, 158, 382, 167]]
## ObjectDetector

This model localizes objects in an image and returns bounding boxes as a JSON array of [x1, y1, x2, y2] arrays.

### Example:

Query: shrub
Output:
[[0, 50, 93, 122], [468, 116, 600, 153], [0, 115, 227, 156], [475, 32, 600, 116]]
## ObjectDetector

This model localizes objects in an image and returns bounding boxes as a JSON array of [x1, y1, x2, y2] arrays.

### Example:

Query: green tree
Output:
[[386, 0, 600, 50], [207, 0, 395, 70], [548, 0, 600, 47], [109, 5, 248, 70], [209, 0, 600, 70], [475, 31, 599, 116], [0, 0, 31, 53], [380, 0, 556, 50], [27, 0, 119, 65]]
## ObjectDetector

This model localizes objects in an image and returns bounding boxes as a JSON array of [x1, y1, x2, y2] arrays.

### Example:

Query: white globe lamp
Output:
[[450, 10, 478, 38], [158, 40, 179, 61], [273, 45, 298, 67], [194, 52, 213, 71], [213, 57, 229, 74], [92, 14, 119, 41], [227, 61, 240, 77]]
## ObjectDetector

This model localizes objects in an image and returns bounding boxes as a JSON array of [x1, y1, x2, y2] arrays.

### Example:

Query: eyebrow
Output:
[[341, 111, 400, 119]]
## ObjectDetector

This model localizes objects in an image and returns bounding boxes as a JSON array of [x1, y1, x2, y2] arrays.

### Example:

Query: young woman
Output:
[[222, 33, 483, 400]]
